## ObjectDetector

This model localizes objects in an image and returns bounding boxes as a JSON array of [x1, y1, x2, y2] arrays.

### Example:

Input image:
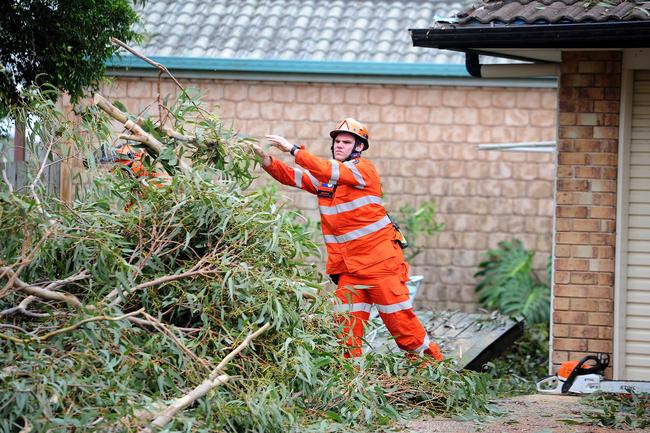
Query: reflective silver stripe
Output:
[[329, 160, 340, 184], [414, 334, 431, 353], [319, 195, 383, 215], [344, 161, 366, 189], [375, 299, 413, 315], [305, 170, 319, 189], [332, 302, 372, 313], [322, 215, 391, 244], [294, 167, 303, 188]]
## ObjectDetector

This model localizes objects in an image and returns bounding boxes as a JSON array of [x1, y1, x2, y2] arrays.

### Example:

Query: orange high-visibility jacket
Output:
[[264, 148, 399, 274]]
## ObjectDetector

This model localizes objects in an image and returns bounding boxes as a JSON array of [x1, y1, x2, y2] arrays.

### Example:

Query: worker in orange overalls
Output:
[[252, 118, 443, 361]]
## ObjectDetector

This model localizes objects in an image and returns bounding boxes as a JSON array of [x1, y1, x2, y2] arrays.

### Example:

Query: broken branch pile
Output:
[[0, 79, 505, 432]]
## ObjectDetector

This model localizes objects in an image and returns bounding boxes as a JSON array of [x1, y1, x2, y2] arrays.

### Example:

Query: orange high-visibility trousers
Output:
[[333, 256, 443, 361]]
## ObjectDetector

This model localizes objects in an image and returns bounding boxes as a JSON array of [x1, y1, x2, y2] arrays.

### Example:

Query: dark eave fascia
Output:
[[410, 20, 650, 50]]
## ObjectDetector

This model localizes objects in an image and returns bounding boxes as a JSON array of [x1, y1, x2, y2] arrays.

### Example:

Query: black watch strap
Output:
[[290, 145, 300, 156]]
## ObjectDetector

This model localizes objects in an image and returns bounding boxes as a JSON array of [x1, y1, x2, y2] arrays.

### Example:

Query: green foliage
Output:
[[395, 200, 444, 262], [0, 85, 509, 432], [0, 0, 142, 108], [564, 391, 650, 429], [474, 239, 551, 324]]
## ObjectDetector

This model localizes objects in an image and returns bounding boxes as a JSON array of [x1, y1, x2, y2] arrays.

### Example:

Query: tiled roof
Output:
[[133, 0, 465, 64], [451, 0, 650, 25]]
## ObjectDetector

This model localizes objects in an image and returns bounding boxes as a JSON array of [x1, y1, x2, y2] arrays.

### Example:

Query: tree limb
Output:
[[0, 296, 49, 318], [104, 268, 216, 306], [0, 267, 82, 308], [141, 322, 270, 431], [94, 93, 191, 172]]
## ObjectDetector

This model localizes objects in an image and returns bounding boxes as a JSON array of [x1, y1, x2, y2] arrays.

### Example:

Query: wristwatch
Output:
[[290, 144, 300, 156]]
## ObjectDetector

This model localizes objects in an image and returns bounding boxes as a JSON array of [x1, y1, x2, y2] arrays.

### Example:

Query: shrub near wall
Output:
[[93, 77, 557, 311]]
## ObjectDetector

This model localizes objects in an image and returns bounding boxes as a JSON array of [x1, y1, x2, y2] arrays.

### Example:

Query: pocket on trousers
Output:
[[388, 278, 410, 297]]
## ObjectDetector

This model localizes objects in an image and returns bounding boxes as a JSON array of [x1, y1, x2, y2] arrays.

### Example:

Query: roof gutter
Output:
[[465, 52, 560, 78], [410, 20, 650, 50]]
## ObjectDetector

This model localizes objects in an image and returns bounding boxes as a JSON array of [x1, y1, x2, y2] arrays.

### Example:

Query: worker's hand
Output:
[[265, 134, 293, 153], [251, 143, 271, 167]]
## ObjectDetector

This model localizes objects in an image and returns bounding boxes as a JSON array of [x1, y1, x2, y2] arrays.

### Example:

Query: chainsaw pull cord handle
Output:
[[561, 353, 609, 394]]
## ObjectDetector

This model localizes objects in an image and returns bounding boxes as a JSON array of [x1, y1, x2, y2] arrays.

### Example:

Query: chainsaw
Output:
[[536, 353, 650, 395]]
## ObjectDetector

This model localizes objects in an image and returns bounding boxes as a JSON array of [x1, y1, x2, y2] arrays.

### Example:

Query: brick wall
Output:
[[552, 51, 621, 375], [90, 76, 557, 311]]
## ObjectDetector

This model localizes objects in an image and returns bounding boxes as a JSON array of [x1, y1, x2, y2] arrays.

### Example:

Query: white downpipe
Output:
[[477, 141, 556, 152]]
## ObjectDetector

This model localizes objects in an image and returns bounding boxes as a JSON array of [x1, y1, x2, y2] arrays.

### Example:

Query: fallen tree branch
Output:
[[127, 316, 201, 333], [0, 308, 144, 344], [94, 94, 191, 172], [141, 322, 270, 431], [104, 268, 216, 306], [0, 267, 82, 309], [0, 296, 49, 318]]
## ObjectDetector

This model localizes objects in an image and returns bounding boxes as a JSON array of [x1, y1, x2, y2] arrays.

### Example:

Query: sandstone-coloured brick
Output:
[[599, 327, 614, 339], [490, 126, 517, 142], [558, 179, 590, 192], [527, 180, 553, 198], [492, 92, 516, 108], [345, 87, 368, 104], [598, 300, 613, 312], [597, 246, 614, 258], [462, 232, 488, 250], [428, 106, 454, 124], [590, 180, 616, 192], [590, 232, 615, 245], [248, 85, 273, 102], [217, 100, 236, 118], [236, 102, 261, 119], [416, 124, 442, 142], [500, 180, 525, 198], [403, 177, 429, 195], [453, 108, 479, 125], [307, 104, 332, 122], [415, 88, 441, 106], [516, 91, 542, 108], [441, 125, 468, 143], [556, 245, 571, 258], [530, 109, 555, 127], [489, 162, 513, 179], [541, 91, 557, 109], [372, 123, 393, 141], [442, 89, 467, 107], [595, 74, 621, 87], [555, 284, 588, 298], [260, 102, 283, 120], [380, 105, 405, 123], [357, 105, 380, 123], [392, 123, 418, 142], [270, 120, 296, 137], [428, 178, 450, 195], [224, 83, 249, 101], [467, 90, 492, 108], [557, 206, 588, 218], [554, 324, 570, 337], [393, 88, 418, 106], [296, 86, 320, 103], [504, 108, 530, 126], [429, 142, 452, 160], [502, 152, 527, 163], [571, 245, 597, 258], [320, 86, 345, 104], [294, 120, 320, 139], [405, 106, 429, 124], [479, 108, 505, 126], [464, 127, 492, 145], [127, 81, 152, 98]]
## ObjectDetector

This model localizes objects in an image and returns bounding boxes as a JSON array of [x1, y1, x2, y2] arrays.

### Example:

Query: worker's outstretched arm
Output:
[[265, 135, 371, 189], [252, 143, 318, 194]]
